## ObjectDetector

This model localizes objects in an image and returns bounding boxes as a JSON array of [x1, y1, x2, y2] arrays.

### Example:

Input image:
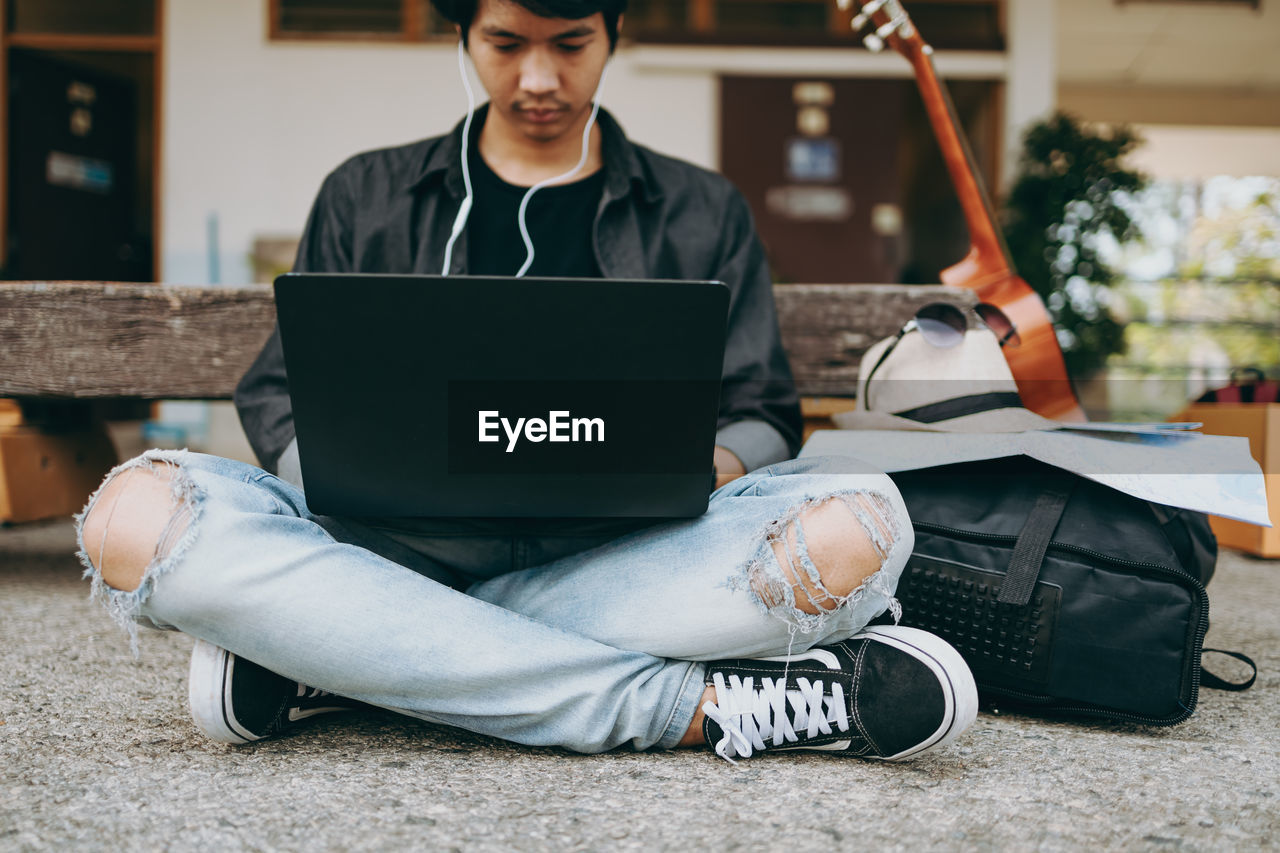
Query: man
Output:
[[76, 0, 977, 763]]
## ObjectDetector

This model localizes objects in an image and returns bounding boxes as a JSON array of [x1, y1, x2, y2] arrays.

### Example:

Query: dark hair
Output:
[[432, 0, 627, 51]]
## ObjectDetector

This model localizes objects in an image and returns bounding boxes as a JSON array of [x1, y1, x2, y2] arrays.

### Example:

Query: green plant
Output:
[[1002, 112, 1147, 376]]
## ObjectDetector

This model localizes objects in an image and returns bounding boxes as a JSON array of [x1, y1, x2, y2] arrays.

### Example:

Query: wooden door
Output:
[[721, 76, 905, 284], [7, 49, 148, 280]]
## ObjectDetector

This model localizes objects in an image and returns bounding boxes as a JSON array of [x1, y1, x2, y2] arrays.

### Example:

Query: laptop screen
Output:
[[274, 274, 729, 519]]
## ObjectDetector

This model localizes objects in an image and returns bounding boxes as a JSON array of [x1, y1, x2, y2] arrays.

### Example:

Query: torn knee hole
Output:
[[755, 491, 901, 617], [79, 462, 195, 593]]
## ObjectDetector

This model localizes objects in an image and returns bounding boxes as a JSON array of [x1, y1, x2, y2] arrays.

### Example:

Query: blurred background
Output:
[[1, 0, 1277, 454]]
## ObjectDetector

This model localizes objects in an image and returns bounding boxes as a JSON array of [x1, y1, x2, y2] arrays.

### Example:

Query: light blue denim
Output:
[[76, 450, 913, 753]]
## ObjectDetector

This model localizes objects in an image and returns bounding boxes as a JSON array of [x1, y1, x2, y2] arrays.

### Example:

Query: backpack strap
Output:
[[1200, 648, 1258, 691], [998, 479, 1076, 607]]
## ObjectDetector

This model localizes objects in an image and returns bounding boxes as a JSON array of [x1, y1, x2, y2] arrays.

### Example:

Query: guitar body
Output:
[[845, 0, 1087, 422]]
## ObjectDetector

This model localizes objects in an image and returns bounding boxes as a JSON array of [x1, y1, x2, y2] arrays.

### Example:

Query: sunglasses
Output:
[[862, 301, 1021, 410]]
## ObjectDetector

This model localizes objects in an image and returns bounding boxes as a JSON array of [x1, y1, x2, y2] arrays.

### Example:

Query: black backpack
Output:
[[887, 456, 1254, 725]]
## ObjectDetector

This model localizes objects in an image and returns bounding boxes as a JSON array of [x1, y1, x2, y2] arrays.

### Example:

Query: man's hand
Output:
[[713, 445, 747, 490]]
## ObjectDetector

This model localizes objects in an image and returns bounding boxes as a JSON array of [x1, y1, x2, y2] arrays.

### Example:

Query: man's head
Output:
[[432, 0, 627, 51], [438, 0, 622, 148]]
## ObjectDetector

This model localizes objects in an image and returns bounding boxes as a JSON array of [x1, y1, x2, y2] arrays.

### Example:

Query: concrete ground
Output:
[[1, 518, 1276, 852]]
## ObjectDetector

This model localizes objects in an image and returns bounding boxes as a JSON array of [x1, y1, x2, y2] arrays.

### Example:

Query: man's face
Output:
[[466, 0, 613, 145]]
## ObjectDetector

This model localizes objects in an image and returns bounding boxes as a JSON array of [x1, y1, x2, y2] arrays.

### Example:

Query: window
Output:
[[626, 0, 1004, 49], [267, 0, 1004, 48], [269, 0, 453, 41], [7, 0, 156, 36], [1117, 0, 1256, 7]]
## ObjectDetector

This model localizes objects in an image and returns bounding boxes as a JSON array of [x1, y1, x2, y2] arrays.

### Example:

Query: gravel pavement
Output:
[[2, 519, 1276, 852]]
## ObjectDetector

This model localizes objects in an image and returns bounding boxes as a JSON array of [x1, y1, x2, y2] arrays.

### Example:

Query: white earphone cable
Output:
[[443, 41, 610, 278], [441, 39, 477, 277], [513, 61, 610, 278]]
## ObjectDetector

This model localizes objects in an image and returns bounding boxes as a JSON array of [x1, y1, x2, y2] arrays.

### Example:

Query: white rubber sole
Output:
[[856, 625, 980, 761], [188, 639, 257, 745]]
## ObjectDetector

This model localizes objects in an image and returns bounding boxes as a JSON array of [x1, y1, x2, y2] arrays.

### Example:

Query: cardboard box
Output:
[[0, 399, 24, 427], [0, 423, 118, 524], [1174, 403, 1280, 558]]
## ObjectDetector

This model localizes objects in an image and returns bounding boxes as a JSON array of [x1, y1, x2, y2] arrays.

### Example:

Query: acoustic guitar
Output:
[[841, 0, 1086, 421]]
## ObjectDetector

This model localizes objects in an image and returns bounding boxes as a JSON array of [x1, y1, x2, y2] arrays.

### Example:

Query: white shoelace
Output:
[[702, 672, 850, 763], [287, 684, 348, 722]]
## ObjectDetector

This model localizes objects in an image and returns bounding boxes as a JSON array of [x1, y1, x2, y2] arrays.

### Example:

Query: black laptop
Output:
[[273, 274, 729, 518]]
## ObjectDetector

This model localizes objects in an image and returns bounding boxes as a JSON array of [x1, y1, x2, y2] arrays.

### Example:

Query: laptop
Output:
[[273, 273, 729, 518]]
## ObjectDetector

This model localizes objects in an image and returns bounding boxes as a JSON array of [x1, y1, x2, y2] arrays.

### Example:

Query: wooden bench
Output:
[[0, 281, 975, 520]]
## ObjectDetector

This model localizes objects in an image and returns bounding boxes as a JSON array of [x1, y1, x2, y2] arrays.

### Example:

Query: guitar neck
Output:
[[844, 0, 1085, 421], [905, 46, 1013, 286]]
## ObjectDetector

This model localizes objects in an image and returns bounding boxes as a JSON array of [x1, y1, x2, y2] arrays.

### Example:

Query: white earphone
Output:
[[440, 38, 610, 277], [440, 40, 478, 277]]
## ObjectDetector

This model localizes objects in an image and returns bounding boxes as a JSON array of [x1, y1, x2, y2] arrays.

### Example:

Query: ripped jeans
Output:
[[76, 451, 912, 754]]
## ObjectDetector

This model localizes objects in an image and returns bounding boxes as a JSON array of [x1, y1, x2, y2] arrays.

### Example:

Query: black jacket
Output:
[[235, 106, 802, 474]]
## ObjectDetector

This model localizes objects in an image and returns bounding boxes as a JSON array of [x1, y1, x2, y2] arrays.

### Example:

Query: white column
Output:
[[1003, 0, 1057, 195]]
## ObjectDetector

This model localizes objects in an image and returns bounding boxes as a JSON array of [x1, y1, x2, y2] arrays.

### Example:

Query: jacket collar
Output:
[[408, 103, 661, 205]]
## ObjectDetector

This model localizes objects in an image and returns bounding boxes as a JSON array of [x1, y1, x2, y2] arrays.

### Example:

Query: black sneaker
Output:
[[701, 625, 977, 762], [187, 639, 366, 744]]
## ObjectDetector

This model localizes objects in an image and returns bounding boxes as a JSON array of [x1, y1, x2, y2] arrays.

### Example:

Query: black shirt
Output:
[[235, 106, 802, 475], [466, 139, 604, 279]]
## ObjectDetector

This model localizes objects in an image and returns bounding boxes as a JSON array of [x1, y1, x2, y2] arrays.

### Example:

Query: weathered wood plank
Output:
[[0, 281, 973, 400], [774, 283, 976, 396], [0, 282, 276, 399]]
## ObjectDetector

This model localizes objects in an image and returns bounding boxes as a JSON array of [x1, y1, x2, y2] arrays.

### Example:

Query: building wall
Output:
[[162, 0, 1043, 285], [1126, 126, 1280, 180], [161, 0, 722, 284]]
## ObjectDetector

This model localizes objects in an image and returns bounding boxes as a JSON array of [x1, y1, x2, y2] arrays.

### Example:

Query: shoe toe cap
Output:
[[851, 627, 977, 760]]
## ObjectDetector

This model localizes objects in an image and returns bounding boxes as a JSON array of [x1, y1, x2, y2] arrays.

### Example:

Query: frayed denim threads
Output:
[[74, 449, 204, 656]]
